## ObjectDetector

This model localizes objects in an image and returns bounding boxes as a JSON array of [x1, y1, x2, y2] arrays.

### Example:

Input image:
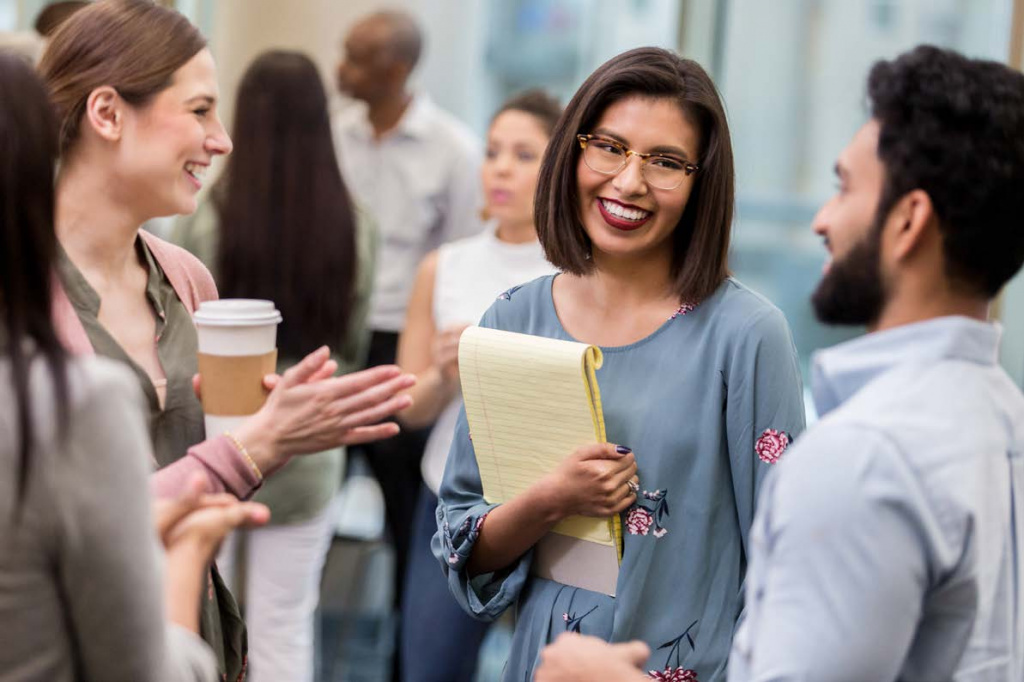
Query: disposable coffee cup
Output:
[[194, 299, 282, 438]]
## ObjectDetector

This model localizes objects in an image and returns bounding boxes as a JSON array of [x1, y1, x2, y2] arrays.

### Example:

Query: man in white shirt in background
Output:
[[534, 44, 1024, 682], [332, 11, 483, 681]]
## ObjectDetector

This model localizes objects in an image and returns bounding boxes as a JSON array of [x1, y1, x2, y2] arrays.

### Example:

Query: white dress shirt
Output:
[[333, 94, 484, 332]]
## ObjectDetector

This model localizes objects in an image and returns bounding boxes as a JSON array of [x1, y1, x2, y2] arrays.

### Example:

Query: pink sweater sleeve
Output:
[[149, 436, 262, 500]]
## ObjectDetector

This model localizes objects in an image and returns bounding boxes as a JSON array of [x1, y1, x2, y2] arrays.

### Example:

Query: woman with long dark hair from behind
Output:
[[174, 50, 375, 682], [0, 51, 269, 682]]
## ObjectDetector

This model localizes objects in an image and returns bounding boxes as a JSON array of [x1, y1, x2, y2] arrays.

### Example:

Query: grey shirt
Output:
[[731, 317, 1024, 681], [0, 352, 215, 681]]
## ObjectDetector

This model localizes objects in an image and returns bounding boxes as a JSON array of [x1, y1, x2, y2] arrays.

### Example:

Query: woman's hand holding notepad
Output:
[[540, 443, 638, 520], [458, 326, 626, 595]]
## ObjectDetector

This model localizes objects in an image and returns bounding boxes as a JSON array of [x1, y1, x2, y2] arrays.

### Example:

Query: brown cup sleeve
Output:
[[197, 350, 278, 416]]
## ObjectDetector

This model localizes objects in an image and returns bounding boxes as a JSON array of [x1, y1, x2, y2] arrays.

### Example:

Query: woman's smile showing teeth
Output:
[[184, 162, 206, 188], [598, 197, 653, 231]]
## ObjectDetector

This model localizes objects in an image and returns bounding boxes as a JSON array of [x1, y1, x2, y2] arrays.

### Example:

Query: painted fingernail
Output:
[[615, 445, 632, 455]]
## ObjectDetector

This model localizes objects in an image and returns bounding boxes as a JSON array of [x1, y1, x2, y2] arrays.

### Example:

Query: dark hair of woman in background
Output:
[[212, 50, 358, 360], [175, 49, 377, 682]]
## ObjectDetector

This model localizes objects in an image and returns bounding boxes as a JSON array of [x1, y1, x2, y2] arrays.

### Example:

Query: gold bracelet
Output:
[[223, 431, 263, 482]]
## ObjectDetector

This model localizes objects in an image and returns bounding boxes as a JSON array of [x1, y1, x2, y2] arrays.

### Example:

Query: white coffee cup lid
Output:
[[194, 299, 282, 327]]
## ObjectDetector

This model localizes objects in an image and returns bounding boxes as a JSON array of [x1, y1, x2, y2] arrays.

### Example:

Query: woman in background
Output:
[[38, 2, 412, 677], [0, 50, 266, 682], [174, 50, 376, 682], [434, 48, 806, 681], [396, 90, 561, 682]]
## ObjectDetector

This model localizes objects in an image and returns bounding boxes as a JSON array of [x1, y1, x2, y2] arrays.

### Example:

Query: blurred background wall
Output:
[[3, 0, 1024, 389]]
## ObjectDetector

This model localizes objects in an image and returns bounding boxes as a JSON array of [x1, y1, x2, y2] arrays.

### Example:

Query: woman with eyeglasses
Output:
[[434, 48, 805, 681]]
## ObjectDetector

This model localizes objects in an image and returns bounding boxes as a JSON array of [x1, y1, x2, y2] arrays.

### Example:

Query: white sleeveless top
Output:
[[421, 225, 556, 494]]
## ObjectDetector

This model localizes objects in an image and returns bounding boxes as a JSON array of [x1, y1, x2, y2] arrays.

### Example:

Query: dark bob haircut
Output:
[[868, 45, 1024, 297], [534, 47, 734, 303]]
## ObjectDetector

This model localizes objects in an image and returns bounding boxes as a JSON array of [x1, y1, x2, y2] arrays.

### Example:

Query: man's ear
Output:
[[83, 86, 124, 143], [889, 189, 936, 262]]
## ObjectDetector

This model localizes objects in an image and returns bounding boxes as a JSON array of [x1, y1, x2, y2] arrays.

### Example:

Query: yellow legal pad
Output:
[[458, 326, 623, 595]]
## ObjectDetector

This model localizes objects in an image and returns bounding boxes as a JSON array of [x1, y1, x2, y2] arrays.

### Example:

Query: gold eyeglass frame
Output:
[[576, 134, 700, 190]]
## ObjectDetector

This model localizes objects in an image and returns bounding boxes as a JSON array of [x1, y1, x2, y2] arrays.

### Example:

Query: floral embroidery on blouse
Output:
[[235, 655, 248, 682], [627, 489, 670, 538], [648, 620, 699, 681], [669, 302, 697, 320], [754, 428, 791, 464], [440, 510, 489, 568], [649, 668, 698, 681], [561, 605, 599, 633], [498, 284, 524, 301]]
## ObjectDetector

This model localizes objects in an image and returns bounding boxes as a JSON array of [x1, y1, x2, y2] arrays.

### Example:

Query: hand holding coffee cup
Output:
[[194, 299, 282, 440], [195, 299, 416, 479]]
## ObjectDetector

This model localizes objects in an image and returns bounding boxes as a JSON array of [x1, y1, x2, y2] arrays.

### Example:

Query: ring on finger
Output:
[[626, 479, 640, 494]]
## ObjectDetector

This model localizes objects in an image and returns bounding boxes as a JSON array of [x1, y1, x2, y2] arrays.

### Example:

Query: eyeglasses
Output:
[[577, 134, 699, 191]]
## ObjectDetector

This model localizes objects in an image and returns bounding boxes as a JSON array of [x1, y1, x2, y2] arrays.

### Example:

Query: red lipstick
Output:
[[597, 198, 653, 231]]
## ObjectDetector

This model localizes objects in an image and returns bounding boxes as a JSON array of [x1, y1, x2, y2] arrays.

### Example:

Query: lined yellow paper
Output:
[[458, 326, 623, 555]]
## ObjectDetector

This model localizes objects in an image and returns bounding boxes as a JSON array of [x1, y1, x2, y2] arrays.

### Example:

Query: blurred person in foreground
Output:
[[535, 44, 1024, 682], [175, 49, 377, 682], [0, 50, 267, 682], [396, 89, 561, 682]]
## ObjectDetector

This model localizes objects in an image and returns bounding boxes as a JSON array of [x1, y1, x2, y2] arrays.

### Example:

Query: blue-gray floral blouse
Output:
[[433, 275, 806, 681]]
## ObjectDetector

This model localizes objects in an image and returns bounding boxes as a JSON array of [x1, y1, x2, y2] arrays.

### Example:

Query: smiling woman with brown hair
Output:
[[37, 1, 414, 678], [0, 50, 273, 682], [433, 48, 805, 681]]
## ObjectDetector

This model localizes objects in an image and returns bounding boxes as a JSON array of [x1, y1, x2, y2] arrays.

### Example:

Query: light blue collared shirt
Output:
[[730, 317, 1024, 681]]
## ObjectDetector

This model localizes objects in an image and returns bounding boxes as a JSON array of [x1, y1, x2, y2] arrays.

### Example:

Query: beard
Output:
[[811, 216, 886, 326]]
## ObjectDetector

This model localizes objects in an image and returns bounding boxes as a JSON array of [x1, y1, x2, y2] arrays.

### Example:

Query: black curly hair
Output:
[[868, 45, 1024, 297]]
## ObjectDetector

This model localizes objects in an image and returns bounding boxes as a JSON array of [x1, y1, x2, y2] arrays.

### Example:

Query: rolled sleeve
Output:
[[149, 436, 262, 500], [431, 404, 533, 621]]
